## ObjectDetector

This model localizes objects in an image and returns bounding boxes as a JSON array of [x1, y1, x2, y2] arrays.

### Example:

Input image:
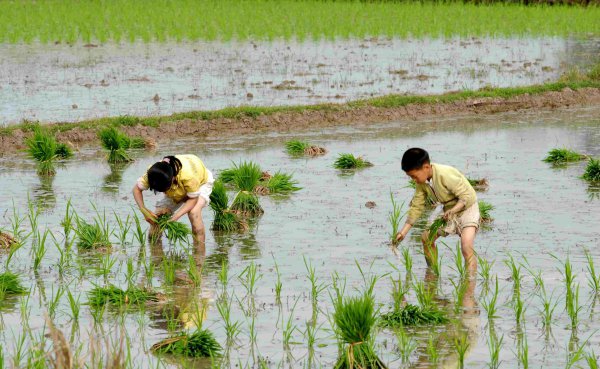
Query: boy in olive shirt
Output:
[[395, 148, 479, 275]]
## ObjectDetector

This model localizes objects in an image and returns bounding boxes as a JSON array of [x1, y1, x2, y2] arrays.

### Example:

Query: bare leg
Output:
[[460, 226, 478, 277], [188, 198, 207, 263], [421, 230, 440, 267]]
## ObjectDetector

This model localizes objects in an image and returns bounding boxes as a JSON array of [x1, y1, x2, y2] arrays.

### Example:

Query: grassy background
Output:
[[0, 0, 599, 44]]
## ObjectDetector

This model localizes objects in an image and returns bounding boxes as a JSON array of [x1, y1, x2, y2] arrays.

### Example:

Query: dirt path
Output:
[[2, 86, 600, 155]]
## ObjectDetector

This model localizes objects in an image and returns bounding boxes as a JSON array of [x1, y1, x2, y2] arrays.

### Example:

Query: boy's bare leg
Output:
[[460, 226, 478, 277], [421, 230, 439, 267], [188, 198, 207, 263]]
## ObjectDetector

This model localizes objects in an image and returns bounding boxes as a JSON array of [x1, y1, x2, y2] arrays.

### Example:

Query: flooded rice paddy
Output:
[[1, 105, 600, 367], [1, 36, 599, 125]]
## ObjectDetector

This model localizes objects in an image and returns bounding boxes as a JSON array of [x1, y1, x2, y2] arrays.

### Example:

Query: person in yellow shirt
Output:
[[133, 155, 214, 253], [395, 148, 479, 275]]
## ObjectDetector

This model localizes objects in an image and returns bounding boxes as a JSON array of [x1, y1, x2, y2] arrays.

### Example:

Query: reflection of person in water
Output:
[[133, 154, 215, 254], [414, 271, 480, 369]]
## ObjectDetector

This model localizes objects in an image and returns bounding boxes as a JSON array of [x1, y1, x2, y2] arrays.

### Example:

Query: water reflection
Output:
[[102, 162, 131, 194]]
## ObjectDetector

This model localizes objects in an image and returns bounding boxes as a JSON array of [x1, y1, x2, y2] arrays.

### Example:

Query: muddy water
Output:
[[1, 37, 599, 125], [1, 106, 600, 368]]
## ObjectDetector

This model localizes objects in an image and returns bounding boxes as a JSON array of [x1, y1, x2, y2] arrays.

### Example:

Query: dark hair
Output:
[[401, 148, 430, 172], [147, 156, 182, 192]]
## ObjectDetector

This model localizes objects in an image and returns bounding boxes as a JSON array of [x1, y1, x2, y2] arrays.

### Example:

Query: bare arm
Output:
[[132, 185, 156, 224], [395, 222, 413, 243], [170, 196, 199, 221]]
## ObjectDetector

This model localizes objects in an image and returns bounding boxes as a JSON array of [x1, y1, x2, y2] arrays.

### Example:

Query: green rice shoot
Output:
[[380, 304, 449, 327], [543, 148, 586, 164], [582, 158, 600, 182], [98, 126, 133, 163], [334, 153, 373, 170], [156, 214, 192, 244], [209, 181, 247, 231], [467, 177, 489, 190], [74, 218, 111, 250], [25, 126, 58, 175], [427, 218, 447, 245], [151, 329, 222, 358], [55, 142, 74, 159], [332, 289, 387, 369], [228, 161, 264, 216], [262, 171, 301, 194], [285, 140, 310, 156], [478, 201, 494, 223], [88, 284, 161, 308], [0, 273, 27, 299]]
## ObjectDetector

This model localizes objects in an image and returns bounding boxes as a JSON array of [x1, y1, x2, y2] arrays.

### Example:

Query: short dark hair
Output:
[[401, 148, 430, 172], [147, 156, 182, 192]]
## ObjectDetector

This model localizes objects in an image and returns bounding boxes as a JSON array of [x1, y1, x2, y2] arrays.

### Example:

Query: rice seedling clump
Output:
[[380, 304, 449, 327], [334, 153, 373, 169], [74, 218, 111, 250], [0, 273, 27, 298], [25, 125, 73, 175], [543, 148, 586, 164], [209, 181, 247, 232], [478, 201, 494, 223], [99, 126, 133, 163], [0, 231, 17, 249], [156, 214, 192, 244], [88, 285, 161, 308], [427, 218, 447, 244], [259, 171, 301, 195], [285, 140, 327, 157], [468, 177, 489, 190], [151, 329, 221, 358], [229, 161, 264, 216], [582, 158, 600, 182], [332, 290, 387, 369]]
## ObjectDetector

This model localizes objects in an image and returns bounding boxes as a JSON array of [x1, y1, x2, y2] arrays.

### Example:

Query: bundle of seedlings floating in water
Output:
[[380, 304, 448, 327], [467, 177, 489, 191], [334, 153, 373, 170], [25, 125, 73, 175], [88, 284, 162, 308], [0, 272, 27, 299], [478, 200, 494, 223], [73, 218, 111, 250], [254, 171, 301, 195], [209, 180, 248, 232], [229, 161, 264, 216], [154, 214, 192, 244], [98, 126, 153, 163], [543, 148, 587, 165], [0, 231, 18, 249], [582, 158, 600, 182], [332, 287, 387, 369], [151, 329, 222, 358], [285, 139, 327, 157]]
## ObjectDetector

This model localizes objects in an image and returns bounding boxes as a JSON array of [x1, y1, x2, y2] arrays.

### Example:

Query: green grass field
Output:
[[0, 0, 598, 44]]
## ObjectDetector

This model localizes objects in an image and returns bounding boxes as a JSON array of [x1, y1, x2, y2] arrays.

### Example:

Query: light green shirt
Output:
[[406, 163, 477, 225]]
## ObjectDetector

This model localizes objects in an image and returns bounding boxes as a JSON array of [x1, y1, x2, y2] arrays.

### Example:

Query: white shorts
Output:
[[436, 202, 480, 237], [156, 169, 214, 212]]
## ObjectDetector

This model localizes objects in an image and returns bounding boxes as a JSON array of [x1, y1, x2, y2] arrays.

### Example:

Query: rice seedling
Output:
[[98, 126, 133, 163], [229, 161, 264, 216], [400, 247, 413, 277], [543, 148, 586, 164], [151, 329, 221, 358], [74, 217, 111, 250], [487, 333, 503, 369], [55, 142, 74, 159], [331, 284, 387, 369], [514, 294, 526, 326], [413, 280, 435, 309], [87, 284, 161, 308], [517, 333, 529, 369], [388, 192, 404, 245], [282, 297, 300, 348], [478, 200, 494, 223], [453, 331, 470, 369], [539, 290, 559, 328], [285, 140, 327, 157], [449, 242, 467, 279], [380, 304, 448, 327], [390, 276, 409, 312], [186, 255, 202, 287], [0, 272, 27, 299], [585, 250, 600, 293], [114, 212, 132, 246], [218, 168, 237, 184], [334, 153, 373, 170], [426, 332, 439, 364], [32, 229, 49, 270], [477, 254, 494, 284], [25, 126, 58, 175], [304, 257, 327, 303], [566, 283, 582, 329], [155, 214, 192, 245], [238, 262, 261, 297], [210, 180, 248, 232], [48, 285, 65, 319], [259, 171, 301, 195], [582, 158, 600, 182], [66, 289, 80, 322], [162, 257, 177, 285], [395, 326, 417, 363], [504, 254, 522, 298], [132, 211, 146, 246], [218, 261, 228, 289], [216, 293, 242, 343], [273, 258, 283, 304], [586, 350, 598, 369], [467, 177, 489, 190], [427, 218, 447, 247], [481, 276, 500, 319]]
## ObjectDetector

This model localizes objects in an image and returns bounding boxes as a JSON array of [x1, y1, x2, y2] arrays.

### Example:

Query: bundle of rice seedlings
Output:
[[156, 214, 192, 244], [98, 126, 133, 163], [427, 218, 447, 245], [334, 153, 373, 169], [478, 201, 494, 223], [285, 140, 327, 157], [380, 304, 448, 327], [258, 171, 301, 195], [582, 158, 600, 182], [151, 329, 222, 358], [25, 126, 58, 175], [230, 161, 263, 216], [467, 177, 489, 190], [543, 148, 586, 164], [218, 168, 237, 184], [0, 231, 17, 249], [88, 284, 161, 308], [55, 142, 74, 159], [332, 290, 387, 369], [74, 218, 111, 250], [209, 181, 247, 232], [0, 272, 27, 297]]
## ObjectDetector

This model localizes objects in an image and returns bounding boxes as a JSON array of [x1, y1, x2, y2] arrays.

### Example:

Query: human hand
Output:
[[394, 232, 406, 244], [442, 210, 454, 220], [141, 207, 157, 224]]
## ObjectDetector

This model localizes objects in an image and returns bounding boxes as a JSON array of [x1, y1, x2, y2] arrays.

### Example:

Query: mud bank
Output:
[[2, 86, 600, 155]]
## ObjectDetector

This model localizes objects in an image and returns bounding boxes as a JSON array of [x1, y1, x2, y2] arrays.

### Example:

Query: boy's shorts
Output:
[[438, 202, 480, 237], [156, 170, 214, 213]]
